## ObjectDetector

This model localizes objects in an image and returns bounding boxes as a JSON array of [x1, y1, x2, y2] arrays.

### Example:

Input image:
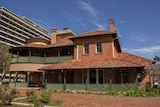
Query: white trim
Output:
[[83, 42, 89, 55], [95, 41, 102, 54], [76, 46, 79, 60], [112, 40, 115, 58]]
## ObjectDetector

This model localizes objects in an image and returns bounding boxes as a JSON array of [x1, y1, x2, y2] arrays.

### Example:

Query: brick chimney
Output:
[[51, 28, 57, 44], [109, 19, 116, 32]]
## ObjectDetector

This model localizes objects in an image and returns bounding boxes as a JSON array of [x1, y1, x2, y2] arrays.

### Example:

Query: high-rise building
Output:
[[0, 7, 50, 47]]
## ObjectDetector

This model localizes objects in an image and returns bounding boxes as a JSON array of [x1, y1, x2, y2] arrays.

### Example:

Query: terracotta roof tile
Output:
[[16, 36, 74, 48], [116, 53, 154, 68], [39, 58, 144, 70], [40, 53, 153, 71], [70, 30, 114, 39], [48, 36, 74, 47]]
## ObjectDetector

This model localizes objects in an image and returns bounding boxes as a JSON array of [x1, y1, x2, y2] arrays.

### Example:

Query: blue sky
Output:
[[1, 0, 160, 59]]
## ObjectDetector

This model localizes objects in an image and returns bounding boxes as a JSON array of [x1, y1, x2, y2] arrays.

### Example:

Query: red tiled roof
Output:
[[116, 53, 154, 69], [39, 58, 144, 70], [48, 36, 74, 47], [16, 36, 74, 48], [70, 30, 115, 39], [40, 52, 154, 70]]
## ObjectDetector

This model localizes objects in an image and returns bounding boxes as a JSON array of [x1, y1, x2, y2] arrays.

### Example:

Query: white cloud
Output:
[[78, 1, 99, 20], [131, 46, 160, 54], [78, 1, 107, 30], [122, 45, 160, 59], [90, 21, 106, 30], [128, 33, 149, 43]]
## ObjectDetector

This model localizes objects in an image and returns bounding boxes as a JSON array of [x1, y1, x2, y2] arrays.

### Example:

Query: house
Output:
[[9, 19, 153, 91]]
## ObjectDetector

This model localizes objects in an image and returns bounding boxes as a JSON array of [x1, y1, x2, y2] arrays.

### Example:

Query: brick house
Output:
[[9, 19, 153, 91]]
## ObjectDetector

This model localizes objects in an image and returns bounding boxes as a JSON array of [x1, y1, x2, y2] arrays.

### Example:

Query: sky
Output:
[[1, 0, 160, 60]]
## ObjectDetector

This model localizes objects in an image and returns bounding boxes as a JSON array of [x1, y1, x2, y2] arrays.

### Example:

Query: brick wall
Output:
[[73, 35, 114, 60]]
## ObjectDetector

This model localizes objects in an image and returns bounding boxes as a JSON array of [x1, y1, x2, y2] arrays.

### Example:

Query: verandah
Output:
[[9, 68, 141, 91]]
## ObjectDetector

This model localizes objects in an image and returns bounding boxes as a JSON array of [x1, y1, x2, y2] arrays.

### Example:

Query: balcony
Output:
[[11, 55, 73, 64]]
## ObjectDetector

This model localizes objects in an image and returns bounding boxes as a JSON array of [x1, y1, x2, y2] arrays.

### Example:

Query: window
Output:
[[122, 70, 128, 83], [90, 70, 96, 83], [99, 70, 103, 83], [83, 42, 89, 54], [96, 42, 102, 53]]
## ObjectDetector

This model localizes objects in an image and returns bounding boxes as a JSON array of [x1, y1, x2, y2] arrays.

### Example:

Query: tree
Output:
[[154, 56, 160, 64], [145, 56, 160, 87], [0, 43, 11, 82]]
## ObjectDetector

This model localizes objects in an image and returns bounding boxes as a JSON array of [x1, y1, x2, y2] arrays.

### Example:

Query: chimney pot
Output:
[[52, 28, 57, 33]]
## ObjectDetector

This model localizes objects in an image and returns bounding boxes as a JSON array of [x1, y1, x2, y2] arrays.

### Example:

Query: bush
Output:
[[0, 86, 17, 106], [26, 90, 37, 102], [146, 88, 160, 96], [54, 99, 63, 106], [26, 90, 44, 107], [40, 89, 52, 103], [123, 88, 160, 97], [105, 90, 119, 95], [33, 100, 44, 107]]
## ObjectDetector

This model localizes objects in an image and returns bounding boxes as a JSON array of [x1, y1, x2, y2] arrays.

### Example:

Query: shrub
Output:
[[26, 90, 37, 102], [105, 90, 119, 95], [33, 100, 44, 107], [26, 90, 44, 107], [54, 99, 63, 106], [145, 82, 151, 91], [26, 90, 34, 97], [40, 89, 52, 103], [0, 86, 17, 106]]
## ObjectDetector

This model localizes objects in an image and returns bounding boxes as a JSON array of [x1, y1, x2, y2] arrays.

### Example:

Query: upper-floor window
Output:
[[83, 42, 89, 54], [96, 41, 102, 53]]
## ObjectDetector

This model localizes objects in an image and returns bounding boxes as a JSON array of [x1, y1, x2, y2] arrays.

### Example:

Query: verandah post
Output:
[[42, 72, 45, 88], [29, 49, 31, 62], [27, 72, 30, 88], [14, 72, 18, 88], [135, 68, 138, 90], [63, 70, 66, 91], [109, 68, 112, 90], [84, 69, 88, 91]]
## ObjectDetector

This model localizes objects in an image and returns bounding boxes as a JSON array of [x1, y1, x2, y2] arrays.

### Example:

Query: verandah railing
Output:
[[9, 82, 141, 91], [11, 55, 73, 63], [46, 83, 139, 91]]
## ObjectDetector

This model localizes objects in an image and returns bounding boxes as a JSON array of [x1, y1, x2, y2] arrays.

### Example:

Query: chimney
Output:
[[109, 19, 116, 32], [51, 28, 57, 44]]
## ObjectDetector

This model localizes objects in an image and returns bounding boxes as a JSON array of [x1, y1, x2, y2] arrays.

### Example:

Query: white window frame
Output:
[[83, 42, 89, 55], [96, 41, 102, 54]]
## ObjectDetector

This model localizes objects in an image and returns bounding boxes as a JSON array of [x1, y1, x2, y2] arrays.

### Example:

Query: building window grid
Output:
[[2, 14, 40, 38], [83, 42, 89, 55], [1, 11, 50, 41], [96, 41, 102, 53]]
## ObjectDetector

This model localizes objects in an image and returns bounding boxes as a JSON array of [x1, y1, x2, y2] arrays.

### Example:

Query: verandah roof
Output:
[[39, 58, 144, 71]]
